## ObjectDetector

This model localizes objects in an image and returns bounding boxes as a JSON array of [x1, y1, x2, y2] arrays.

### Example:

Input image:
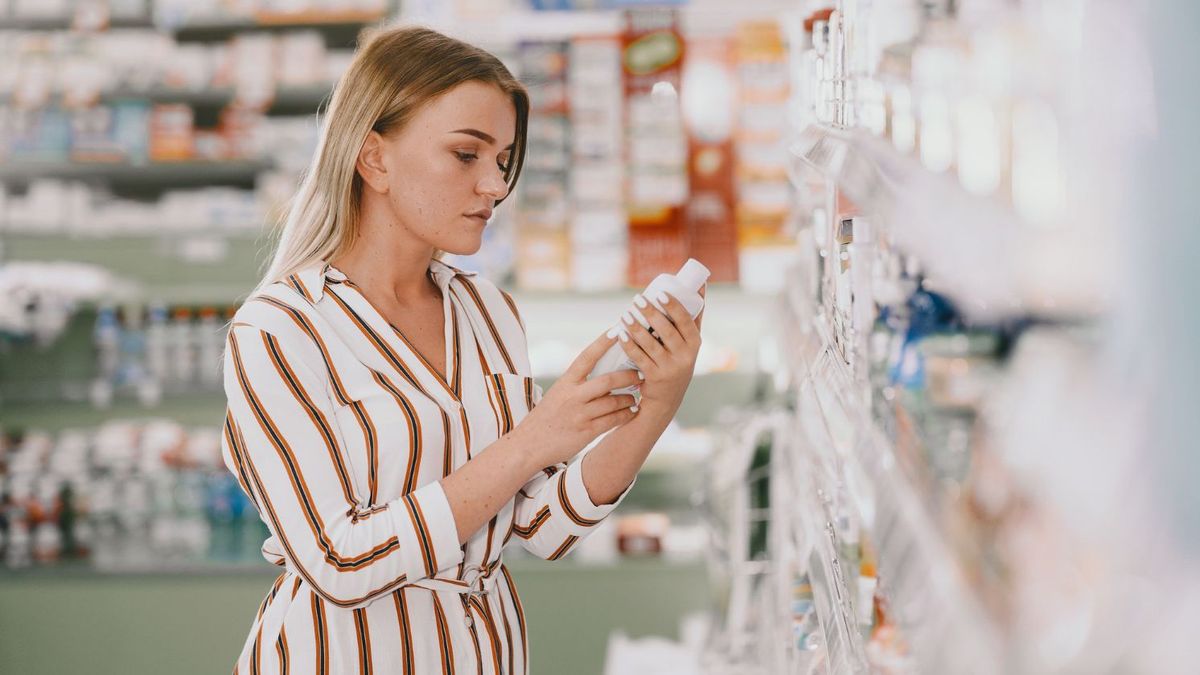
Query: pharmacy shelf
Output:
[[0, 231, 268, 304], [426, 9, 623, 44], [0, 159, 271, 188], [0, 370, 755, 431], [791, 123, 1101, 322], [1, 83, 337, 114], [0, 14, 154, 31], [780, 286, 1008, 674], [790, 123, 1020, 319], [167, 9, 387, 43]]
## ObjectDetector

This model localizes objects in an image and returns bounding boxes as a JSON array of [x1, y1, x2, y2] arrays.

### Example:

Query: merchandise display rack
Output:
[[686, 1, 1139, 672], [0, 158, 270, 187]]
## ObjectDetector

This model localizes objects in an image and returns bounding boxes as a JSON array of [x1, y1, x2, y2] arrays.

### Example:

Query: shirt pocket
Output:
[[329, 371, 438, 503], [486, 372, 542, 435]]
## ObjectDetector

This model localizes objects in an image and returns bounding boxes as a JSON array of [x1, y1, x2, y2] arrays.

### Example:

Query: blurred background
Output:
[[0, 0, 1196, 674]]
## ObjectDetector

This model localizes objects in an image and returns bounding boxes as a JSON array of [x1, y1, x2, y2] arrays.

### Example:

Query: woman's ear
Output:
[[356, 130, 390, 194]]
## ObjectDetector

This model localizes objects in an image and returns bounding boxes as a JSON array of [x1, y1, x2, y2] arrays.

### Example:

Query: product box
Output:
[[5, 107, 71, 162], [622, 8, 689, 287], [682, 36, 739, 283], [734, 20, 792, 249], [148, 104, 194, 162], [69, 102, 151, 163], [516, 230, 571, 291]]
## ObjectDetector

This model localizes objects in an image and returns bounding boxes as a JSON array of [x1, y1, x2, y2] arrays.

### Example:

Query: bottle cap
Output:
[[675, 259, 711, 291]]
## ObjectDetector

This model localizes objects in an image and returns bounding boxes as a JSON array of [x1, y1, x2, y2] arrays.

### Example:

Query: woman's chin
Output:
[[438, 236, 484, 258]]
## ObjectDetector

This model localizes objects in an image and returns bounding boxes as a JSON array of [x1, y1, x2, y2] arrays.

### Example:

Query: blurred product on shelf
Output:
[[0, 411, 714, 573], [0, 260, 127, 343], [0, 418, 265, 571], [616, 512, 668, 556], [86, 301, 234, 407], [622, 8, 690, 287]]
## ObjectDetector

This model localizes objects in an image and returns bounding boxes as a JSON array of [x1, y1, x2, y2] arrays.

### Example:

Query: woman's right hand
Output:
[[511, 333, 642, 469]]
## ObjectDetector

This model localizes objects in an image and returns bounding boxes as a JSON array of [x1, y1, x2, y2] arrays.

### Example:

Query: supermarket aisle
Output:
[[2, 1, 1198, 674]]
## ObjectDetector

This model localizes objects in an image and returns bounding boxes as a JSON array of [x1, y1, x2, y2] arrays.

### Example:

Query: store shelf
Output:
[[428, 9, 623, 44], [791, 123, 1021, 319], [29, 83, 335, 113], [0, 159, 271, 188], [792, 123, 1108, 324], [0, 14, 154, 31], [0, 231, 269, 303], [168, 9, 387, 43], [780, 288, 1008, 674]]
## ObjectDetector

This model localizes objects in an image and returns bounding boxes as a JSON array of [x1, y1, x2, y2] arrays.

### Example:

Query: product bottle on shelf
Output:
[[195, 307, 222, 388], [169, 307, 195, 387], [144, 303, 171, 387], [91, 305, 120, 408], [589, 258, 710, 394]]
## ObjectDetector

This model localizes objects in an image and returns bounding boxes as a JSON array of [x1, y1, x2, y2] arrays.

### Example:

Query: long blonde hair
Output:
[[257, 26, 529, 292]]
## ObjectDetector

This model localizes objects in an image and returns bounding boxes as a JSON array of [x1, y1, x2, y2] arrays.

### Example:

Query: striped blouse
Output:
[[221, 258, 634, 675]]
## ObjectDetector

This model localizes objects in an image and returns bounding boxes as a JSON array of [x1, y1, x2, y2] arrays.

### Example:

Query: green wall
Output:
[[0, 558, 710, 675]]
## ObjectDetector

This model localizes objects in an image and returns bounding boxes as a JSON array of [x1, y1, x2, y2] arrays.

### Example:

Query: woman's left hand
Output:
[[617, 285, 705, 414]]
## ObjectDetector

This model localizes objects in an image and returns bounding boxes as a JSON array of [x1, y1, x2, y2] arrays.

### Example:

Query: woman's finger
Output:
[[651, 292, 699, 347], [622, 310, 666, 365], [591, 406, 638, 434], [587, 394, 636, 418], [617, 327, 656, 373], [582, 369, 642, 399], [563, 332, 618, 382], [637, 295, 687, 353]]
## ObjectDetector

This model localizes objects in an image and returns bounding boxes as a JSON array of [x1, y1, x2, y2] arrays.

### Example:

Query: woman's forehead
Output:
[[417, 82, 517, 143]]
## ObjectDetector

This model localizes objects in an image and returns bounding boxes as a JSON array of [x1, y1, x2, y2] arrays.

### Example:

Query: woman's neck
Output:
[[330, 222, 438, 306]]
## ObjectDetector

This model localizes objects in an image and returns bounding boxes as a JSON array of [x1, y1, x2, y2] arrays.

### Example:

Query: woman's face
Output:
[[361, 80, 517, 256]]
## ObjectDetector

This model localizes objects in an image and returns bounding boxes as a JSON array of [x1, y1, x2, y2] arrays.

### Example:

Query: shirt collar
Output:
[[291, 258, 476, 304]]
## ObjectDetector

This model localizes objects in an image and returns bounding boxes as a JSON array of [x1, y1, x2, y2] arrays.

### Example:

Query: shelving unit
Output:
[[0, 159, 271, 188], [168, 9, 387, 41], [0, 14, 154, 31], [780, 286, 1007, 674]]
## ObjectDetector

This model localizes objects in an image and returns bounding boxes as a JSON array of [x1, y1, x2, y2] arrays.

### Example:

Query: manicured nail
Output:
[[606, 327, 620, 339], [622, 311, 635, 325], [655, 291, 670, 305], [619, 332, 629, 342], [637, 371, 645, 381], [630, 405, 639, 413], [633, 294, 648, 308]]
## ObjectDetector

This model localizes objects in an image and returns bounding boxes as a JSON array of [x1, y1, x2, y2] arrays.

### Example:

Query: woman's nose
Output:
[[477, 170, 508, 201]]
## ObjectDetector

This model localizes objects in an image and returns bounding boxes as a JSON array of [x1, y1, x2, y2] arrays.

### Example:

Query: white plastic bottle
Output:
[[589, 258, 710, 395]]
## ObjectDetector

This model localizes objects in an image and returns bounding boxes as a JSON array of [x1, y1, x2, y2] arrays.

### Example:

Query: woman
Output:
[[221, 26, 704, 674]]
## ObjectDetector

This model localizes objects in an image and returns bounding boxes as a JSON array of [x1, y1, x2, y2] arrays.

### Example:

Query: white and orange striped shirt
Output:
[[221, 258, 633, 675]]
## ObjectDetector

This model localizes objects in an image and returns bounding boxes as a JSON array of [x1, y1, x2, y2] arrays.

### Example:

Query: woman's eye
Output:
[[454, 151, 477, 163]]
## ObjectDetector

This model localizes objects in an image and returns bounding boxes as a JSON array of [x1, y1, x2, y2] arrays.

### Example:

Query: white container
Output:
[[589, 258, 710, 395]]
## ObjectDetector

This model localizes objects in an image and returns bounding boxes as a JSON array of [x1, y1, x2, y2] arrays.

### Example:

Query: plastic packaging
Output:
[[588, 259, 710, 394]]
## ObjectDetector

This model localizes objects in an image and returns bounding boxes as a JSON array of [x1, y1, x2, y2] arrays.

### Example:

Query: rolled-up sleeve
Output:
[[508, 444, 636, 561], [222, 323, 463, 608]]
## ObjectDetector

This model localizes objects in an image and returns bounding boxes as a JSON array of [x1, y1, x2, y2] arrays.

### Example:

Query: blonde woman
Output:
[[222, 26, 704, 674]]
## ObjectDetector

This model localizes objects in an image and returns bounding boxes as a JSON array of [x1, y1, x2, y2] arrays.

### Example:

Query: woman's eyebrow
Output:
[[450, 128, 514, 149]]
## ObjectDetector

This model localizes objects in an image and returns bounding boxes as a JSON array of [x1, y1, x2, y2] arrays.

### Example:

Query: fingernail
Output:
[[655, 291, 670, 305], [630, 405, 639, 413], [622, 311, 635, 325], [637, 371, 645, 381], [605, 327, 620, 339], [619, 332, 629, 342], [633, 295, 648, 308]]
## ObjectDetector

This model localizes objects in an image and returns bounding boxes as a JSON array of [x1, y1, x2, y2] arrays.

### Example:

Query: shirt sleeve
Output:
[[508, 437, 636, 561], [222, 323, 463, 608]]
